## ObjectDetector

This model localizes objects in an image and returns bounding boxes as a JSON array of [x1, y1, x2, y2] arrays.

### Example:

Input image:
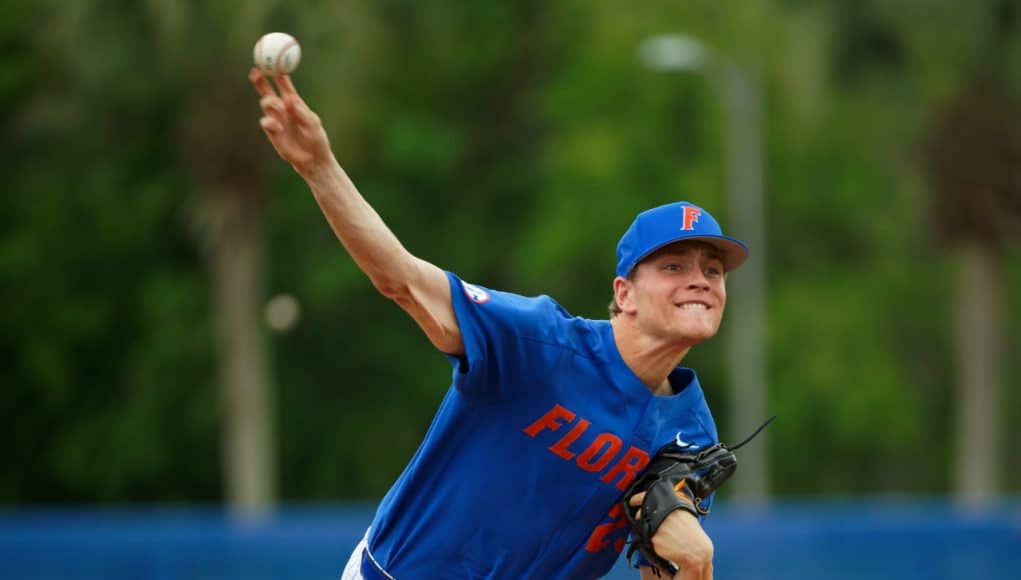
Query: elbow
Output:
[[375, 277, 411, 302], [370, 256, 417, 302]]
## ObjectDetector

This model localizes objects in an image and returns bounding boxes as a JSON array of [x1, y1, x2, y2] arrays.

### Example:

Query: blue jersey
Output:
[[365, 273, 720, 579]]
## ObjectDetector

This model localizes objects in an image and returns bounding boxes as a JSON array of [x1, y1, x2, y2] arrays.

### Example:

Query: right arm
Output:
[[639, 562, 714, 580], [250, 69, 463, 355], [629, 492, 715, 580]]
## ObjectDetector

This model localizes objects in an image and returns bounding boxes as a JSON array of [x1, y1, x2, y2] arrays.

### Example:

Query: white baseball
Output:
[[253, 32, 301, 75]]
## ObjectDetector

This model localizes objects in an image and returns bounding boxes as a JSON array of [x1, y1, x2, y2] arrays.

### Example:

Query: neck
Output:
[[610, 316, 694, 395]]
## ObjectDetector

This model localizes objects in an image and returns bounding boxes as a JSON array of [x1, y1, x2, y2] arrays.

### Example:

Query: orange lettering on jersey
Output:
[[549, 418, 591, 460], [575, 432, 623, 473], [522, 404, 575, 437], [681, 206, 702, 230], [522, 403, 650, 494], [585, 503, 628, 553], [600, 446, 650, 491]]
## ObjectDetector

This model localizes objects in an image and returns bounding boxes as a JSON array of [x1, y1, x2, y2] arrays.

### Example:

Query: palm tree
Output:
[[32, 0, 340, 513], [923, 75, 1020, 506]]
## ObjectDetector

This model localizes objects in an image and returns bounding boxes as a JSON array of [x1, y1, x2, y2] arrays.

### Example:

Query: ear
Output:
[[613, 276, 638, 315]]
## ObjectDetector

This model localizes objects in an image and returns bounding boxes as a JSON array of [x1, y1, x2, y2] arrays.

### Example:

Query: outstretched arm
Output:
[[250, 69, 463, 355]]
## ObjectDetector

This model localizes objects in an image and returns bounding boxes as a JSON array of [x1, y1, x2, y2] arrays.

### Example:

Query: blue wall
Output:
[[2, 501, 1018, 579]]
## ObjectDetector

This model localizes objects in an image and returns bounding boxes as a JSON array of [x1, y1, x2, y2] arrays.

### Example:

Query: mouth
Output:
[[676, 301, 711, 311]]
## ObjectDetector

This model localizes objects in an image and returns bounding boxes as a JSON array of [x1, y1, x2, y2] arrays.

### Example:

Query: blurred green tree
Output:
[[1, 0, 1018, 506]]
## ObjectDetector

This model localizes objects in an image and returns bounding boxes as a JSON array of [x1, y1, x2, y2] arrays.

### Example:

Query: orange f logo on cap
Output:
[[681, 206, 702, 231]]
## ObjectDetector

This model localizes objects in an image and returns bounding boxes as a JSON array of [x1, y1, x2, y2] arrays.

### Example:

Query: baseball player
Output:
[[251, 69, 749, 580]]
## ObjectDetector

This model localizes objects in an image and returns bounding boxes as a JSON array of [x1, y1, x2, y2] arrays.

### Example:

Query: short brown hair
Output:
[[608, 270, 637, 318], [608, 298, 624, 318]]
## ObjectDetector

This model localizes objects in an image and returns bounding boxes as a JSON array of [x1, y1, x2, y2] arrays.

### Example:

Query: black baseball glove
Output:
[[621, 417, 775, 576]]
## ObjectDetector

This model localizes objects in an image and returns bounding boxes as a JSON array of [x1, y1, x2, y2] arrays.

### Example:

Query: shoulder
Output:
[[445, 271, 581, 344], [656, 368, 721, 449]]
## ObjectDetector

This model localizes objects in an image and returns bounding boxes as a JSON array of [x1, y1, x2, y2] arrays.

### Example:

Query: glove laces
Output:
[[728, 415, 776, 451]]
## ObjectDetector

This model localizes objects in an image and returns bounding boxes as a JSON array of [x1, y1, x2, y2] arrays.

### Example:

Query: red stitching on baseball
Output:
[[275, 39, 298, 73]]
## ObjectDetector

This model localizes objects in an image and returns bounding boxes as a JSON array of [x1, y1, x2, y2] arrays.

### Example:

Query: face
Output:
[[614, 241, 727, 345]]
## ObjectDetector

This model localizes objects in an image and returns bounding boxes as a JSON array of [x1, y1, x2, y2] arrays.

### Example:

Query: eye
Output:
[[705, 266, 723, 278]]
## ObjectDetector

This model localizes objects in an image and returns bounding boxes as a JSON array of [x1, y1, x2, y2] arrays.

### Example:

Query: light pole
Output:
[[640, 34, 769, 505]]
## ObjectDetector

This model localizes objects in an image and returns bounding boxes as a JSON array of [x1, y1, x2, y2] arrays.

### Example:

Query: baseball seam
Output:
[[275, 38, 298, 73]]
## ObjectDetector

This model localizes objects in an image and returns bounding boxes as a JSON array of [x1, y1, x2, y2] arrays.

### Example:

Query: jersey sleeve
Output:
[[443, 271, 570, 402]]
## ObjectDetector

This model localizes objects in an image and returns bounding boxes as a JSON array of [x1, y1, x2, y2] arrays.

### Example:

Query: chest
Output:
[[507, 352, 710, 495]]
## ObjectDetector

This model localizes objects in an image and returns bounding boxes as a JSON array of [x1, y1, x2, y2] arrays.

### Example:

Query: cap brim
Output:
[[690, 235, 749, 271], [633, 235, 749, 273]]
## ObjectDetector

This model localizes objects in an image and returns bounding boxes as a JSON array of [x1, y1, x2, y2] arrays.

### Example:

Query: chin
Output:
[[685, 332, 716, 344], [675, 323, 719, 343]]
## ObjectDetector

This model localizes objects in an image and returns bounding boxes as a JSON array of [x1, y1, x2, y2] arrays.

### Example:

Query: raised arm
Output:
[[249, 69, 463, 355]]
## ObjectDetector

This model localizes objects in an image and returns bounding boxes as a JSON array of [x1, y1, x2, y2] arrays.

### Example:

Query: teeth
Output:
[[679, 303, 707, 310]]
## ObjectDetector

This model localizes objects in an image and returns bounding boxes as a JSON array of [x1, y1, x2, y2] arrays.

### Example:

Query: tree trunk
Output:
[[724, 65, 770, 505], [207, 185, 275, 518], [953, 240, 1004, 508]]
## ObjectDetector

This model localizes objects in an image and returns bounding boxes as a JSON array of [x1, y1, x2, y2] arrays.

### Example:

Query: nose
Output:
[[686, 270, 711, 291]]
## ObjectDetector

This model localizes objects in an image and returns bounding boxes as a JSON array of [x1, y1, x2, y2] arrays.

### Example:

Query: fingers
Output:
[[251, 69, 317, 136], [275, 73, 299, 97], [273, 74, 320, 128], [274, 74, 303, 115], [249, 68, 277, 98], [252, 68, 285, 135], [260, 116, 283, 134], [261, 95, 286, 120], [628, 492, 646, 519]]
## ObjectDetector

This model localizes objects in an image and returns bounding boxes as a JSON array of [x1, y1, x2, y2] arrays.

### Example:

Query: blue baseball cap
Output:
[[615, 202, 749, 277]]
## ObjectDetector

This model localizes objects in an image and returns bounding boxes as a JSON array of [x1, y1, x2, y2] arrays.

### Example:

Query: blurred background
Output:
[[2, 0, 1020, 578]]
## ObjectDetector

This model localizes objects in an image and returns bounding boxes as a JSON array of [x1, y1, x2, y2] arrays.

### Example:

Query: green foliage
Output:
[[2, 0, 1018, 503]]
